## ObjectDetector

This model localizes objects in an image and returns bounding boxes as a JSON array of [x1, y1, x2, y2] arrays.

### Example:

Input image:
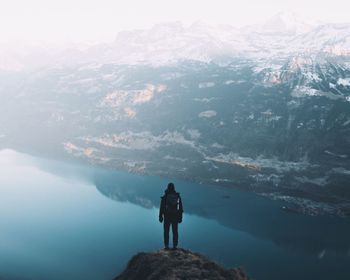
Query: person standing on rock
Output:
[[159, 182, 183, 250]]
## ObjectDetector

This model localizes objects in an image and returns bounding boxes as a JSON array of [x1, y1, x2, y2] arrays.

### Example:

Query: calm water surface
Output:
[[0, 149, 349, 280]]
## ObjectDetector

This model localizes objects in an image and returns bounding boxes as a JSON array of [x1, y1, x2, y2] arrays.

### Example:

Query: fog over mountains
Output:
[[2, 11, 350, 70], [0, 12, 349, 216]]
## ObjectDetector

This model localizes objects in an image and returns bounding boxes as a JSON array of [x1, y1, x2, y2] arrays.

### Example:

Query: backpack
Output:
[[165, 192, 179, 214]]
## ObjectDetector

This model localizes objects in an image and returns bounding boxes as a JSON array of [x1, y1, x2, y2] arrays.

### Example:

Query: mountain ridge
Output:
[[1, 12, 350, 71]]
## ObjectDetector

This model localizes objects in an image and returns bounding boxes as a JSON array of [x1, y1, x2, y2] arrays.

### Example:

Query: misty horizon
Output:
[[1, 10, 350, 72], [0, 10, 348, 45], [1, 0, 350, 44]]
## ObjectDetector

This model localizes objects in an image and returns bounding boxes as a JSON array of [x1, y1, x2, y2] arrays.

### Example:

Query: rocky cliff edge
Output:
[[115, 248, 249, 280]]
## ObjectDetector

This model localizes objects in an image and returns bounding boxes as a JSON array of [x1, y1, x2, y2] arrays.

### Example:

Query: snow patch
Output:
[[304, 72, 321, 82], [291, 86, 320, 98], [206, 153, 315, 173], [193, 97, 216, 103], [211, 143, 224, 149], [329, 82, 336, 89], [198, 82, 215, 88], [224, 80, 235, 85], [324, 150, 348, 158], [82, 130, 202, 152], [343, 119, 350, 126], [337, 78, 350, 87], [187, 129, 201, 139], [332, 168, 350, 175], [296, 176, 329, 186], [198, 110, 217, 118], [163, 155, 187, 162], [291, 86, 345, 100]]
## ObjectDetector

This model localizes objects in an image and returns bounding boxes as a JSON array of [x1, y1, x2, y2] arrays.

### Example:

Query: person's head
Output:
[[167, 182, 175, 192]]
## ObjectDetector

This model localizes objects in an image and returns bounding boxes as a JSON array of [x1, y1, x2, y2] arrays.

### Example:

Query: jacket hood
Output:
[[164, 189, 177, 195]]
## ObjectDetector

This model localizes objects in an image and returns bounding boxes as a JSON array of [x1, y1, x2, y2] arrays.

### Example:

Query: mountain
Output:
[[290, 23, 350, 55], [61, 15, 350, 65], [0, 13, 349, 216], [1, 12, 349, 70], [260, 11, 316, 35]]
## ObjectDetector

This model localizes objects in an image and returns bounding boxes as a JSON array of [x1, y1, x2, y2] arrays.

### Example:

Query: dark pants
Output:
[[164, 219, 178, 248]]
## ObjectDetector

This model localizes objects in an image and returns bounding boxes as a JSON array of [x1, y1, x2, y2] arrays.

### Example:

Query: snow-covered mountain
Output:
[[289, 23, 350, 55], [67, 13, 350, 65], [258, 11, 316, 35], [1, 12, 349, 71], [82, 14, 348, 65]]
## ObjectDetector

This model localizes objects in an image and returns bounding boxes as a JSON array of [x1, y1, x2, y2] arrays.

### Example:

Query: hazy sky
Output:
[[0, 0, 349, 44]]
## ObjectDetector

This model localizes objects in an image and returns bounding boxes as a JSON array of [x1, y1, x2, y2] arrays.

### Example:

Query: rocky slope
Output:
[[114, 249, 248, 280], [1, 56, 349, 216]]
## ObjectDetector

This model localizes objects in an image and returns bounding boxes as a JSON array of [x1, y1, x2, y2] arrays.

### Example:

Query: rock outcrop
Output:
[[115, 249, 249, 280]]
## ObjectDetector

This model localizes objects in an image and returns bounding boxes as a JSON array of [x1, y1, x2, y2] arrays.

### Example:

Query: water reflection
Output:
[[1, 149, 350, 280], [94, 174, 350, 257], [21, 148, 350, 257]]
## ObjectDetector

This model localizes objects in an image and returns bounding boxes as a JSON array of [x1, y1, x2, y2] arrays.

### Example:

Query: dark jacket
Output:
[[159, 190, 183, 223]]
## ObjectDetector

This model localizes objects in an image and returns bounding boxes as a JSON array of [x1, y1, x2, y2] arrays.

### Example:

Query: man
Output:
[[159, 182, 183, 250]]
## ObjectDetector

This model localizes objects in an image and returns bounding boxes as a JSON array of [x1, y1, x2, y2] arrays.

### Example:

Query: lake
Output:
[[0, 149, 349, 280]]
